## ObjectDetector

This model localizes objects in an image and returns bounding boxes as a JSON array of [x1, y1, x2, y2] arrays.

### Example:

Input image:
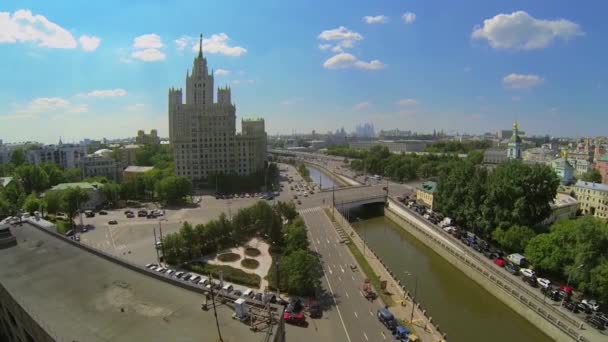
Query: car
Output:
[[283, 311, 306, 325], [505, 263, 519, 275], [541, 288, 561, 301], [165, 269, 174, 276], [190, 275, 201, 283], [563, 301, 579, 313], [65, 229, 75, 237], [519, 268, 536, 278], [297, 200, 302, 205], [156, 267, 166, 273], [182, 274, 192, 281], [145, 263, 157, 269], [536, 277, 551, 289], [84, 210, 95, 218], [149, 266, 160, 271], [254, 292, 263, 301], [98, 210, 108, 215], [108, 220, 118, 225], [308, 300, 322, 318], [582, 299, 601, 312], [147, 214, 156, 219], [174, 271, 184, 278], [524, 276, 537, 287], [577, 302, 593, 314], [124, 210, 134, 215], [493, 258, 505, 267], [585, 315, 606, 331], [232, 289, 242, 297], [73, 234, 81, 242], [138, 210, 148, 217], [126, 213, 135, 218], [595, 312, 608, 327]]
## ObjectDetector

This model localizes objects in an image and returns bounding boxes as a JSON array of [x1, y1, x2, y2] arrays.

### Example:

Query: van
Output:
[[507, 253, 527, 267], [377, 308, 397, 330]]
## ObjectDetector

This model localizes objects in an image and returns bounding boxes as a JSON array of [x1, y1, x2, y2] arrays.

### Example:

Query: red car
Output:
[[559, 285, 574, 295], [283, 311, 306, 325], [493, 258, 505, 267]]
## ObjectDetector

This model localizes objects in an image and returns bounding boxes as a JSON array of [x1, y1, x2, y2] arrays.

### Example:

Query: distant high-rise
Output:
[[354, 123, 375, 138], [135, 129, 160, 145], [168, 34, 267, 184]]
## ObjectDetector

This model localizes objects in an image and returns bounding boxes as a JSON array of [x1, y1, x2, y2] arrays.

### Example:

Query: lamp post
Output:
[[560, 264, 584, 308], [404, 271, 418, 324]]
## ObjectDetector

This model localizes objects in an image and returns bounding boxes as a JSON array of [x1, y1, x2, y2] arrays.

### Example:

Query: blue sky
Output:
[[1, 0, 606, 143]]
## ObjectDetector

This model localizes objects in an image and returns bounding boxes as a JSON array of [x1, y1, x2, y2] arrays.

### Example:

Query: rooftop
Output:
[[49, 182, 103, 191], [574, 180, 608, 192], [0, 224, 273, 342], [124, 166, 155, 173], [551, 193, 578, 208]]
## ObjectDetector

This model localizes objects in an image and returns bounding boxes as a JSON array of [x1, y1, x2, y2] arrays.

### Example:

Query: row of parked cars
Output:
[[411, 204, 608, 331]]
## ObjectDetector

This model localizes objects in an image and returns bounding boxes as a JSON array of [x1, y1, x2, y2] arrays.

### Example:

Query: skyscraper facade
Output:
[[168, 35, 267, 184]]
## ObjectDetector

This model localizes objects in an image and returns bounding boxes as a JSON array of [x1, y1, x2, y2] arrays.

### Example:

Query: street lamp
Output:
[[560, 264, 584, 308], [404, 271, 418, 324]]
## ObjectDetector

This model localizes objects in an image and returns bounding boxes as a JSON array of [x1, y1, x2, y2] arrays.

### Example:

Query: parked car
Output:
[[585, 315, 606, 331], [507, 253, 527, 267], [519, 268, 536, 278], [124, 210, 133, 215], [254, 293, 263, 301], [582, 299, 601, 312], [283, 311, 306, 325], [138, 210, 148, 217], [576, 302, 593, 314], [174, 271, 184, 278], [232, 290, 242, 297], [182, 274, 192, 281], [145, 263, 157, 269], [98, 210, 108, 215], [563, 301, 579, 313], [541, 287, 561, 301], [108, 220, 118, 225], [377, 308, 397, 331], [536, 278, 551, 289], [505, 262, 519, 275], [493, 258, 505, 267], [126, 213, 135, 218], [308, 299, 322, 318]]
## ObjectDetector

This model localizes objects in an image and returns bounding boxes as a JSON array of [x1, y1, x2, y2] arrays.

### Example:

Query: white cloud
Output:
[[78, 35, 100, 51], [131, 48, 166, 62], [354, 102, 372, 110], [14, 97, 89, 116], [397, 98, 418, 106], [318, 43, 332, 50], [78, 89, 127, 98], [318, 26, 363, 49], [472, 11, 583, 50], [0, 9, 99, 51], [133, 34, 163, 49], [214, 69, 231, 76], [191, 33, 247, 57], [125, 103, 145, 111], [363, 15, 388, 24], [231, 79, 255, 85], [502, 73, 544, 89], [331, 45, 344, 53], [402, 12, 417, 24], [175, 36, 189, 51], [323, 53, 385, 70]]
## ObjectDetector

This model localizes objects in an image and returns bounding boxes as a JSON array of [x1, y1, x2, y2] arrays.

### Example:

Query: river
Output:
[[350, 206, 552, 342], [306, 165, 337, 190]]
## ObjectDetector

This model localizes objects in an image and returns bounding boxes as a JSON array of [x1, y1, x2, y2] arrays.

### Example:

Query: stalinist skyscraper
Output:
[[169, 34, 267, 185]]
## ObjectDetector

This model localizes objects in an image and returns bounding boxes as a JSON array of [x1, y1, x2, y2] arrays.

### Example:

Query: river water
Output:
[[350, 206, 552, 342], [306, 165, 337, 190]]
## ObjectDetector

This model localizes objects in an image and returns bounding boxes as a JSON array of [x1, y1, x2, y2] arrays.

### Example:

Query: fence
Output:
[[386, 198, 589, 342]]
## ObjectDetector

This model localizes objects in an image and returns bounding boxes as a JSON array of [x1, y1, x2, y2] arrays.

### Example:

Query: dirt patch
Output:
[[244, 247, 261, 257], [241, 258, 260, 269]]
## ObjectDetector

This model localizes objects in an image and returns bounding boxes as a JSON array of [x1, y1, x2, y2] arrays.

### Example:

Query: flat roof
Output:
[[0, 224, 274, 342], [551, 193, 578, 208], [575, 180, 608, 192], [50, 182, 103, 191], [124, 166, 154, 173]]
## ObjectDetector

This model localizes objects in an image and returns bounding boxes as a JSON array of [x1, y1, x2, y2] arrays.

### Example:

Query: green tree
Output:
[[43, 190, 63, 215], [39, 162, 66, 186], [275, 201, 298, 222], [10, 148, 27, 167], [156, 176, 192, 205], [22, 193, 42, 214], [162, 232, 186, 265], [62, 168, 82, 182], [589, 262, 608, 304], [279, 250, 323, 296], [491, 225, 536, 253], [284, 218, 309, 253], [15, 165, 49, 193], [0, 197, 10, 217], [60, 187, 89, 229], [100, 182, 121, 207], [581, 169, 602, 183], [1, 181, 25, 212]]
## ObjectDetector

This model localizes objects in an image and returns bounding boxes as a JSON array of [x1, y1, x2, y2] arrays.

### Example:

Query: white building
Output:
[[80, 149, 120, 182], [168, 35, 267, 184], [26, 140, 86, 169]]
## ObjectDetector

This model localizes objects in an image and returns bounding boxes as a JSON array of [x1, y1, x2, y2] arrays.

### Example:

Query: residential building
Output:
[[571, 180, 608, 219], [122, 166, 154, 182], [416, 181, 437, 210], [47, 182, 105, 210], [497, 128, 526, 140], [118, 144, 141, 166], [595, 155, 608, 184], [135, 129, 161, 145], [168, 35, 267, 184], [522, 147, 557, 165], [568, 158, 592, 176], [26, 141, 86, 169], [349, 140, 428, 153], [552, 156, 575, 185], [80, 149, 120, 181], [543, 193, 579, 224]]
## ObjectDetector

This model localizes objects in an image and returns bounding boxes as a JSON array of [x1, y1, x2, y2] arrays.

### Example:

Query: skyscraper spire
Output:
[[198, 33, 203, 58]]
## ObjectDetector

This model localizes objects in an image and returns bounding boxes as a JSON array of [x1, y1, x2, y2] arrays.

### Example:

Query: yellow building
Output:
[[571, 180, 608, 219], [416, 181, 437, 210]]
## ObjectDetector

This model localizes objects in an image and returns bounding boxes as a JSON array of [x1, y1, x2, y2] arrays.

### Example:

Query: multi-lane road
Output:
[[300, 206, 395, 342]]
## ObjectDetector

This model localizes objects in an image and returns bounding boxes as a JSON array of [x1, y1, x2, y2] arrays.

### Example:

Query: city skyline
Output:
[[1, 1, 608, 143]]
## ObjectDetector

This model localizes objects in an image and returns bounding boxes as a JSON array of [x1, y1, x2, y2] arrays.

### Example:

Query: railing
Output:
[[334, 194, 387, 205], [386, 198, 589, 342]]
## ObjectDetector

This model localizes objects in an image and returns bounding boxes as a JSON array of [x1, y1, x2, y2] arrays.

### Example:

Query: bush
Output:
[[217, 252, 241, 262], [244, 247, 261, 257], [186, 262, 260, 288], [55, 220, 70, 235], [241, 258, 260, 269]]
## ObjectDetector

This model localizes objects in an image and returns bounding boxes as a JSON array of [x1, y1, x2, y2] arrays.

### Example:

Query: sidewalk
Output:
[[327, 208, 448, 342]]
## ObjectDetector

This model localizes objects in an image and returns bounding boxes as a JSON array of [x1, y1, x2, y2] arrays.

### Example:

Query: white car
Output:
[[442, 226, 456, 233], [165, 269, 174, 276], [536, 277, 551, 289], [582, 299, 600, 311], [519, 268, 536, 278]]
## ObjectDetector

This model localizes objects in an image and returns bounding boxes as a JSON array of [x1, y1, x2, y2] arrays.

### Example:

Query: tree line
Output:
[[424, 140, 491, 154], [162, 201, 323, 295]]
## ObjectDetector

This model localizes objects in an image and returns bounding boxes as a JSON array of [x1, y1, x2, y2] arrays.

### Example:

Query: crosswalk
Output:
[[298, 206, 324, 215]]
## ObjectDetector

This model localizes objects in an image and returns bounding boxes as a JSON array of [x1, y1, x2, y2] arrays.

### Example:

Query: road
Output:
[[300, 206, 395, 342]]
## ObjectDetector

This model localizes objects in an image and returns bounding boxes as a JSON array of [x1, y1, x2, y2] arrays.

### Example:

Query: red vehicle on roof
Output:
[[283, 311, 306, 325]]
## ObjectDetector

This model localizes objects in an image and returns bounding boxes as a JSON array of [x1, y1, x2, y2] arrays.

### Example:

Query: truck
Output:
[[362, 279, 376, 301], [507, 253, 527, 267]]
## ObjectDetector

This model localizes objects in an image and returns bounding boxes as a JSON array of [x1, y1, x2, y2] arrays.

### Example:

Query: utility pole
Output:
[[209, 272, 224, 342], [332, 186, 335, 217], [158, 220, 165, 263], [410, 275, 418, 323], [153, 227, 160, 263]]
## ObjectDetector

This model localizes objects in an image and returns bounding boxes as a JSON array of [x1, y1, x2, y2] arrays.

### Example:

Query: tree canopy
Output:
[[581, 169, 602, 183]]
